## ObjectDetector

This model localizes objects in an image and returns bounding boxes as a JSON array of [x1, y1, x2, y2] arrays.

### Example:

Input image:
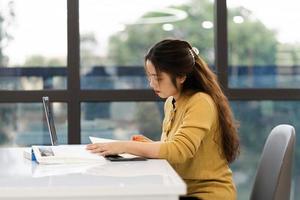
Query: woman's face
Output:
[[145, 60, 183, 100]]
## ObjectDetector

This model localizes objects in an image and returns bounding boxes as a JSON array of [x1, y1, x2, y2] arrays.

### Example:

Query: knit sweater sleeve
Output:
[[158, 94, 216, 163]]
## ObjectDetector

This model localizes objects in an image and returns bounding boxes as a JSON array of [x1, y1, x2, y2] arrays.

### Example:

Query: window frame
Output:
[[0, 0, 299, 144]]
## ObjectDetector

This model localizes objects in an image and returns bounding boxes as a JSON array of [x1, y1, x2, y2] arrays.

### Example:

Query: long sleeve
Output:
[[159, 94, 215, 163], [158, 92, 236, 200]]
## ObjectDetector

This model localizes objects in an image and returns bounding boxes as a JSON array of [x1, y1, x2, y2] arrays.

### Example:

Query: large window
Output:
[[81, 102, 163, 143], [0, 103, 67, 146], [227, 0, 300, 88], [0, 0, 67, 90], [0, 1, 300, 199], [79, 0, 214, 89]]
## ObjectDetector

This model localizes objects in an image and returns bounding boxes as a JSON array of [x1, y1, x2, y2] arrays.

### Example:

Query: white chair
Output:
[[250, 124, 296, 200]]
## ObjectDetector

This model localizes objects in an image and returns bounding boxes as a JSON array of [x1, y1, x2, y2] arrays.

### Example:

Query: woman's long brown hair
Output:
[[145, 39, 240, 163]]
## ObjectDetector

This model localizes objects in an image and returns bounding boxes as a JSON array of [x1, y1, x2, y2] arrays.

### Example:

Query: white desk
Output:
[[0, 148, 186, 200]]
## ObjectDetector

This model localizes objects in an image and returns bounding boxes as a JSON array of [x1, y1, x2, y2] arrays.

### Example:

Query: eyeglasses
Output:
[[146, 75, 161, 84]]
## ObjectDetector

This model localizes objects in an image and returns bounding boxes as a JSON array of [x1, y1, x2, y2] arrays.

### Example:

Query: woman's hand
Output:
[[86, 142, 126, 156], [87, 140, 161, 158], [131, 135, 153, 142]]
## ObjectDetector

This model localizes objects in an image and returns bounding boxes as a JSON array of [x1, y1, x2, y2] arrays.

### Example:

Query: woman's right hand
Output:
[[131, 134, 153, 142]]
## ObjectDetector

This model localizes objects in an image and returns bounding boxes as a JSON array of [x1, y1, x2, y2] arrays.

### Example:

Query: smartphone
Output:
[[105, 154, 147, 162]]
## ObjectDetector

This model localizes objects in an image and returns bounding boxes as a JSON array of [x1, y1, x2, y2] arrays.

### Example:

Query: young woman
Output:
[[87, 39, 240, 200]]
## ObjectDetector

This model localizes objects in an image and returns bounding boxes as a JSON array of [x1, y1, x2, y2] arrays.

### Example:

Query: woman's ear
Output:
[[179, 75, 186, 84]]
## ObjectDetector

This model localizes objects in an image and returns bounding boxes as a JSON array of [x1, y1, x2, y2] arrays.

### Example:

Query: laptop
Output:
[[42, 96, 58, 146], [41, 96, 146, 161]]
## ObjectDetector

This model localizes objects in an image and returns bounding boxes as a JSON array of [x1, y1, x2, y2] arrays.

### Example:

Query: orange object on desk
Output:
[[132, 135, 148, 142]]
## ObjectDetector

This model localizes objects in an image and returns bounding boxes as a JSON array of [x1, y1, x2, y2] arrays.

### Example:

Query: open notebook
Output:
[[31, 145, 105, 164]]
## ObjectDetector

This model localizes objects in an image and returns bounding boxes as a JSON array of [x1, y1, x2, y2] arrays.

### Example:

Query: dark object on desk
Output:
[[179, 196, 200, 200], [105, 154, 147, 162]]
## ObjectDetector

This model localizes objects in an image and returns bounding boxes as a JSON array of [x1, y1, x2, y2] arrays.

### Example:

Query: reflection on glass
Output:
[[230, 101, 300, 199], [0, 103, 67, 146], [80, 0, 215, 89], [0, 0, 67, 90], [31, 162, 94, 178], [227, 0, 300, 88], [81, 102, 163, 143]]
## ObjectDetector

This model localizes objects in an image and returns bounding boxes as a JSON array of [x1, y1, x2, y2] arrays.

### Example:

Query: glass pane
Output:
[[80, 0, 215, 89], [227, 1, 300, 88], [0, 103, 67, 146], [0, 0, 67, 90], [231, 101, 300, 199], [81, 102, 164, 143]]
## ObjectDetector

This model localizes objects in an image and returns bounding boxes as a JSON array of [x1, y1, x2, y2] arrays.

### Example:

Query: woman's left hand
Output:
[[86, 142, 126, 156]]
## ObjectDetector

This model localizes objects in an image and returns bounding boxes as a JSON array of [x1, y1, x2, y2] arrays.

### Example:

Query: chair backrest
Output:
[[250, 124, 296, 200]]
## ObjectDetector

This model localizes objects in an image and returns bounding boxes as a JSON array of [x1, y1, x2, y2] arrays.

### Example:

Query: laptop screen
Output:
[[42, 96, 58, 146]]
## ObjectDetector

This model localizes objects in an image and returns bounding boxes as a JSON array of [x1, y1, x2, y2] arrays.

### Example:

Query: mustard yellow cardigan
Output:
[[158, 92, 236, 200]]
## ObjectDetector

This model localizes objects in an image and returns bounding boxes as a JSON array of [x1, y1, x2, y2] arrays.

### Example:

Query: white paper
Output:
[[89, 136, 119, 143]]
